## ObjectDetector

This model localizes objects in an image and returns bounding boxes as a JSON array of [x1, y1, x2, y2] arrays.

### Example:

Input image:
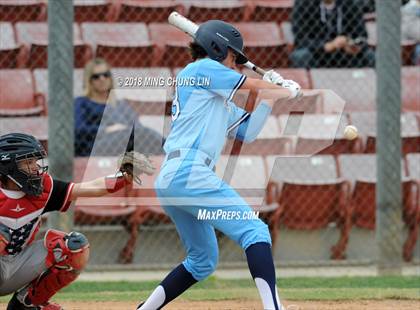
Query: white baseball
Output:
[[344, 125, 358, 140]]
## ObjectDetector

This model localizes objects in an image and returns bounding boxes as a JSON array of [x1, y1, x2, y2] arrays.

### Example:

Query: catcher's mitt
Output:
[[118, 151, 156, 185]]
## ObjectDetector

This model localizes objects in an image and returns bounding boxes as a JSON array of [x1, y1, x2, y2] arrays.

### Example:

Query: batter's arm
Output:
[[228, 102, 272, 143], [228, 78, 293, 143], [237, 77, 294, 109]]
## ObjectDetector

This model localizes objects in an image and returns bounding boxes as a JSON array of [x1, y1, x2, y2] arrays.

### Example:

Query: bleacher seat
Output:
[[74, 0, 115, 23], [271, 91, 322, 116], [125, 155, 169, 263], [278, 113, 361, 155], [182, 0, 247, 23], [310, 68, 376, 112], [216, 155, 278, 231], [158, 43, 191, 68], [369, 113, 420, 155], [81, 22, 154, 67], [280, 21, 294, 47], [266, 155, 351, 259], [0, 22, 22, 68], [33, 69, 84, 101], [405, 152, 420, 262], [0, 69, 46, 116], [406, 153, 420, 180], [127, 155, 165, 208], [0, 116, 47, 149], [15, 22, 92, 68], [0, 0, 45, 23], [347, 111, 375, 144], [402, 66, 420, 112], [248, 0, 293, 24], [349, 112, 420, 154], [139, 115, 172, 138], [216, 155, 266, 191], [242, 68, 312, 89], [266, 155, 339, 184], [234, 22, 288, 68], [117, 0, 182, 23], [149, 23, 192, 67], [112, 67, 173, 115], [338, 154, 420, 262], [172, 67, 182, 77], [222, 115, 292, 155], [216, 155, 277, 214], [73, 157, 139, 264], [366, 21, 416, 66]]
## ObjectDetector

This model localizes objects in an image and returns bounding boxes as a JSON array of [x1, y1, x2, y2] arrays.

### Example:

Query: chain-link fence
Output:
[[0, 0, 419, 269]]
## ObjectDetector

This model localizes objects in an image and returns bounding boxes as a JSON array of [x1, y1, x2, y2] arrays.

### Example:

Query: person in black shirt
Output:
[[290, 0, 375, 68]]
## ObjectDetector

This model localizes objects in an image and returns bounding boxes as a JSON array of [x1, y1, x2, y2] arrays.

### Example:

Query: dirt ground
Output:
[[18, 299, 417, 310]]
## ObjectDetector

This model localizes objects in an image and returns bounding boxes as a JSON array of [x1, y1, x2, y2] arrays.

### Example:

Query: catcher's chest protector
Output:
[[0, 175, 53, 255]]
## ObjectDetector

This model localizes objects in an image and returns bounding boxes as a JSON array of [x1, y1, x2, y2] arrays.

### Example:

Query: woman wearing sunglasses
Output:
[[74, 58, 164, 156]]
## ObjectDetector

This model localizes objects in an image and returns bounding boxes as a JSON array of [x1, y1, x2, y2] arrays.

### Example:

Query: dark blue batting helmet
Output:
[[194, 20, 248, 64]]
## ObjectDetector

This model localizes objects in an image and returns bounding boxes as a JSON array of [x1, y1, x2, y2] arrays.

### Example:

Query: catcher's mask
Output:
[[0, 133, 48, 196]]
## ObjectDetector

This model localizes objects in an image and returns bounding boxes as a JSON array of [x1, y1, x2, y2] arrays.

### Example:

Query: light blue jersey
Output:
[[165, 58, 247, 162], [155, 57, 272, 282]]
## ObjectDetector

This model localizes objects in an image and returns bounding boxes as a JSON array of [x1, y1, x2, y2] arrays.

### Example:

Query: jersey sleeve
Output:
[[43, 179, 74, 213], [228, 102, 272, 142], [198, 59, 247, 101], [227, 102, 250, 137]]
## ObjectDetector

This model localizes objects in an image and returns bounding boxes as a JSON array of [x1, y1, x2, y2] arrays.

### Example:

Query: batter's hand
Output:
[[118, 151, 156, 185], [263, 69, 284, 85], [263, 70, 302, 99]]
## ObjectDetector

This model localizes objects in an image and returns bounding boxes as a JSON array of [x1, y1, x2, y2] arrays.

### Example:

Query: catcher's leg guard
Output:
[[23, 229, 90, 307]]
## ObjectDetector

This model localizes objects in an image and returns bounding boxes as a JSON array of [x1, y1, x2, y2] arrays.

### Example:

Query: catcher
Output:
[[0, 133, 154, 310]]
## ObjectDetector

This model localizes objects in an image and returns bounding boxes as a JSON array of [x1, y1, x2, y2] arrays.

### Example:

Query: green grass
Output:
[[1, 276, 419, 303]]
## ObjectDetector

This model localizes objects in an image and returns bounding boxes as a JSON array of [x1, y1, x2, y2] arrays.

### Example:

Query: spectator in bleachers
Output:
[[354, 0, 375, 14], [290, 0, 375, 68], [402, 0, 420, 65], [74, 58, 164, 156]]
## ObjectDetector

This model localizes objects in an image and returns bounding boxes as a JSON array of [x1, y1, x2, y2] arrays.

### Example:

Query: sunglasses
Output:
[[91, 71, 111, 80]]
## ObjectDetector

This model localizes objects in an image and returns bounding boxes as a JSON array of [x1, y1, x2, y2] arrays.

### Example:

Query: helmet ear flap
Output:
[[210, 41, 220, 53], [210, 41, 227, 62]]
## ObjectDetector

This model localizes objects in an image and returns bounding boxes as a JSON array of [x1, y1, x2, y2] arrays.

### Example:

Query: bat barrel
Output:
[[168, 12, 199, 38]]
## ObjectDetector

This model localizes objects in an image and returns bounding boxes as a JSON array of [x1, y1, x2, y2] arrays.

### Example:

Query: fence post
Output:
[[47, 0, 74, 231], [375, 0, 402, 275]]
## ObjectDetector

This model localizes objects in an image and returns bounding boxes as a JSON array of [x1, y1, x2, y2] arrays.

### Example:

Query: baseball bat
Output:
[[168, 12, 267, 76]]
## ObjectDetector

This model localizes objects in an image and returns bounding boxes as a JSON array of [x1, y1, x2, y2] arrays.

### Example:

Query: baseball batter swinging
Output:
[[137, 20, 302, 310], [0, 133, 154, 310]]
